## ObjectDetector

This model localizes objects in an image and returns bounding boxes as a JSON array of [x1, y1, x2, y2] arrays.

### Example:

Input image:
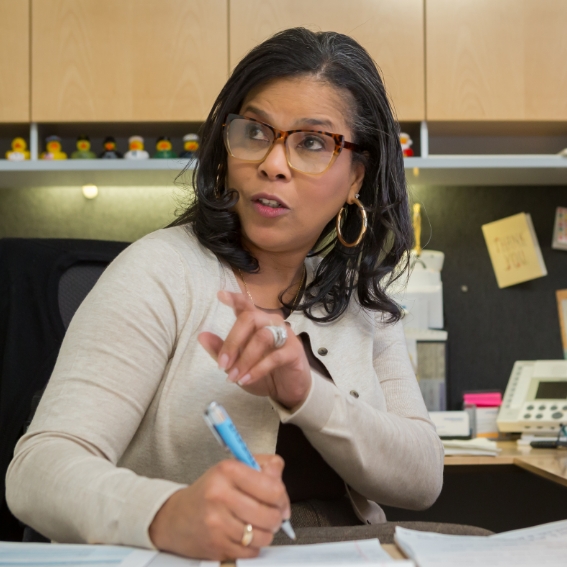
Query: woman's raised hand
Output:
[[149, 455, 290, 560], [198, 291, 312, 410]]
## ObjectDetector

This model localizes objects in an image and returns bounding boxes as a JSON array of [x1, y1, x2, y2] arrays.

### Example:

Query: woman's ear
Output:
[[346, 159, 366, 204]]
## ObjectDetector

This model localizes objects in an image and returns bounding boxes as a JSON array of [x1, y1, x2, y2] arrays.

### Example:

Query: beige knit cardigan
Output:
[[6, 226, 444, 548]]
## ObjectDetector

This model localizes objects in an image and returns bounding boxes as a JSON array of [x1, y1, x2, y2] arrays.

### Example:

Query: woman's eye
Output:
[[299, 136, 325, 151], [246, 125, 269, 141]]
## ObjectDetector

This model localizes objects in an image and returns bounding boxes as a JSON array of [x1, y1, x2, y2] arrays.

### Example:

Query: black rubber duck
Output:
[[99, 136, 123, 159]]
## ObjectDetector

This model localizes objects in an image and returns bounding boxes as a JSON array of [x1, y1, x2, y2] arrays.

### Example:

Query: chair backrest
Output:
[[58, 262, 108, 329], [0, 237, 128, 543], [24, 261, 110, 434], [23, 261, 111, 543]]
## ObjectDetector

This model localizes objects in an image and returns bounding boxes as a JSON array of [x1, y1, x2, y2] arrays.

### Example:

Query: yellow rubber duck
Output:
[[41, 135, 67, 160], [124, 135, 149, 160], [5, 137, 30, 161], [179, 134, 200, 159]]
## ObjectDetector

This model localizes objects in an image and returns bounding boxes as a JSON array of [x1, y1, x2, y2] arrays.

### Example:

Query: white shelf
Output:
[[2, 155, 567, 188], [3, 119, 567, 187], [0, 159, 196, 187], [405, 155, 567, 186]]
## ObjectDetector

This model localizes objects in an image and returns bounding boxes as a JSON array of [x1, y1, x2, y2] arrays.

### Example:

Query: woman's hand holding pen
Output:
[[199, 291, 312, 410], [149, 455, 290, 560]]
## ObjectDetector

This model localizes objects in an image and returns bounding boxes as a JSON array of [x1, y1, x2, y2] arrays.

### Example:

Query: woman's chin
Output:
[[242, 229, 307, 255]]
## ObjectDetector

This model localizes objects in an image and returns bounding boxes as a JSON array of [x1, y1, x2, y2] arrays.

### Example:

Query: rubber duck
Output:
[[5, 137, 30, 160], [399, 132, 414, 157], [99, 136, 123, 159], [40, 135, 67, 160], [179, 134, 200, 159], [71, 135, 97, 159], [153, 136, 177, 159], [124, 135, 149, 160]]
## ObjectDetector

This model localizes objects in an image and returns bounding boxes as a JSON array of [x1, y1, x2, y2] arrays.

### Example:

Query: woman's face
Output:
[[227, 76, 365, 257]]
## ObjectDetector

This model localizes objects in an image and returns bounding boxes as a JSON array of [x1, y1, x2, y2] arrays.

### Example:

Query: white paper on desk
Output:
[[0, 542, 157, 567], [237, 539, 413, 567], [0, 543, 220, 567], [442, 438, 500, 456], [491, 519, 567, 542], [394, 520, 567, 567]]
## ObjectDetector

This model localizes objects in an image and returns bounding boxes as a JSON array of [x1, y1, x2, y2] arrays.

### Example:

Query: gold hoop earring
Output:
[[335, 195, 368, 248]]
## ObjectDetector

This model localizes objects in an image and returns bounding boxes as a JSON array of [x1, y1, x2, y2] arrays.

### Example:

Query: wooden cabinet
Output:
[[426, 0, 567, 121], [31, 0, 228, 122], [0, 0, 30, 122], [229, 0, 425, 121]]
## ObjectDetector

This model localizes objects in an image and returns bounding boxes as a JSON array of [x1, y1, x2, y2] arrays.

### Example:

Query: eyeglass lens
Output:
[[226, 118, 337, 174]]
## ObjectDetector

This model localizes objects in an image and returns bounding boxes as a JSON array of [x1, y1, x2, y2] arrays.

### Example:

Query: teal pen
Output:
[[204, 401, 296, 541]]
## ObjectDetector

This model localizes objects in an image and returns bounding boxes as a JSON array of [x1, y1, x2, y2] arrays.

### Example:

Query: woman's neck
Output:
[[236, 242, 307, 310]]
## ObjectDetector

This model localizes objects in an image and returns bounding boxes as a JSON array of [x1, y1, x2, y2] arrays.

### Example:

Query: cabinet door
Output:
[[427, 0, 567, 121], [0, 0, 29, 122], [31, 0, 228, 122], [230, 0, 424, 121]]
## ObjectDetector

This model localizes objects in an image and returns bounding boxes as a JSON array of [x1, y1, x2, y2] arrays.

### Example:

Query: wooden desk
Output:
[[380, 441, 567, 532], [382, 544, 404, 560], [444, 441, 567, 488]]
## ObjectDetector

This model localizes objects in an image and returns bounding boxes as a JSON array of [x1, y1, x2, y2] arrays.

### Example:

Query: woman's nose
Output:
[[258, 140, 291, 180]]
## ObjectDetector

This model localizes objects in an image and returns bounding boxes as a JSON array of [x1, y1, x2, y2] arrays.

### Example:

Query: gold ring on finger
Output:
[[241, 523, 254, 547]]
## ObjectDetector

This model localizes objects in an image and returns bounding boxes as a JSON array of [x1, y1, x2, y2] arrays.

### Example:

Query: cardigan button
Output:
[[350, 390, 359, 398], [317, 347, 328, 356]]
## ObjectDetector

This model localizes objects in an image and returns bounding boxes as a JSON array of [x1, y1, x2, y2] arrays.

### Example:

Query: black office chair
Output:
[[0, 238, 128, 542], [23, 262, 112, 542]]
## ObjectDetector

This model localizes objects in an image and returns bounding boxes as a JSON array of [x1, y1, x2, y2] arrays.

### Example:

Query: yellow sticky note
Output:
[[481, 213, 547, 288]]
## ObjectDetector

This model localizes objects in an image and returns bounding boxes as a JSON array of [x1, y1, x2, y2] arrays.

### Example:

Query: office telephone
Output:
[[497, 360, 567, 434]]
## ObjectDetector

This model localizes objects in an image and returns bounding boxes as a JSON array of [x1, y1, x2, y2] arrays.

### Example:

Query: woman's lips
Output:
[[252, 199, 290, 218]]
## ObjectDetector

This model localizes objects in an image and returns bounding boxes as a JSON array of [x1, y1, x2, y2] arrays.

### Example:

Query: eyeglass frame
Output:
[[222, 113, 363, 175]]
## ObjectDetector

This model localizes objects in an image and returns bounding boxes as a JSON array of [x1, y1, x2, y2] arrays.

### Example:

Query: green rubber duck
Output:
[[153, 136, 177, 159], [71, 135, 97, 159]]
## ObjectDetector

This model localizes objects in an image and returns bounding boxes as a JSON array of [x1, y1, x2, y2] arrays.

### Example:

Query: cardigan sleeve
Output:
[[272, 317, 444, 511], [5, 234, 191, 548]]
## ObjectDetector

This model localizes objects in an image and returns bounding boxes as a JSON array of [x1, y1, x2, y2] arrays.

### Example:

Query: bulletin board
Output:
[[411, 185, 567, 410]]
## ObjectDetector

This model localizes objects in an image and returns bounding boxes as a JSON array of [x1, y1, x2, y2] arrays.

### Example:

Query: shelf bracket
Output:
[[420, 120, 429, 158], [30, 123, 38, 161]]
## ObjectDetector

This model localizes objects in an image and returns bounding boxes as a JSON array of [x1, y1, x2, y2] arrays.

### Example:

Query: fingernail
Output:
[[237, 373, 251, 386], [218, 353, 229, 370], [227, 368, 239, 382]]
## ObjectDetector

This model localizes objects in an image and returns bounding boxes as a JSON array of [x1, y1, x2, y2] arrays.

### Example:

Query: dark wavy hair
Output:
[[170, 27, 412, 323]]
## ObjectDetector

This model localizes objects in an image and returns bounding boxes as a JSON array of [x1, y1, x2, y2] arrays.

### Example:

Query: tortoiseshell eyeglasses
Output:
[[223, 114, 362, 175]]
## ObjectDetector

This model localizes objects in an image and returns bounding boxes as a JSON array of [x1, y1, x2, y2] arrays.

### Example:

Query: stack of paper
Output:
[[395, 519, 567, 567], [0, 542, 218, 567], [442, 438, 500, 456], [238, 539, 413, 567]]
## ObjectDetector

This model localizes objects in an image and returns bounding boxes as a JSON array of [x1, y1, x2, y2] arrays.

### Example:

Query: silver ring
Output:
[[241, 523, 253, 547], [264, 325, 287, 349]]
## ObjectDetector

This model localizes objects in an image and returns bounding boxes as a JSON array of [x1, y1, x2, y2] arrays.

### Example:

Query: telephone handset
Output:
[[497, 360, 567, 434]]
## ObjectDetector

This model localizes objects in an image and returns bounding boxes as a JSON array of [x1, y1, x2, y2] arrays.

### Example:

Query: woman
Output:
[[6, 28, 443, 560]]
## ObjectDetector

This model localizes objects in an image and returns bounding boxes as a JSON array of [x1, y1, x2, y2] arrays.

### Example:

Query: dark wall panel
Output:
[[411, 186, 567, 409]]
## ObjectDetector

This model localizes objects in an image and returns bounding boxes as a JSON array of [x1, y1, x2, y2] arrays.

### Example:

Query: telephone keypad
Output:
[[519, 401, 567, 425]]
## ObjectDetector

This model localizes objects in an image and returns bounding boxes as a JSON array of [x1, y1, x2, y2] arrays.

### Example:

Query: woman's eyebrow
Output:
[[294, 117, 335, 130], [241, 105, 270, 121], [240, 105, 336, 131]]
